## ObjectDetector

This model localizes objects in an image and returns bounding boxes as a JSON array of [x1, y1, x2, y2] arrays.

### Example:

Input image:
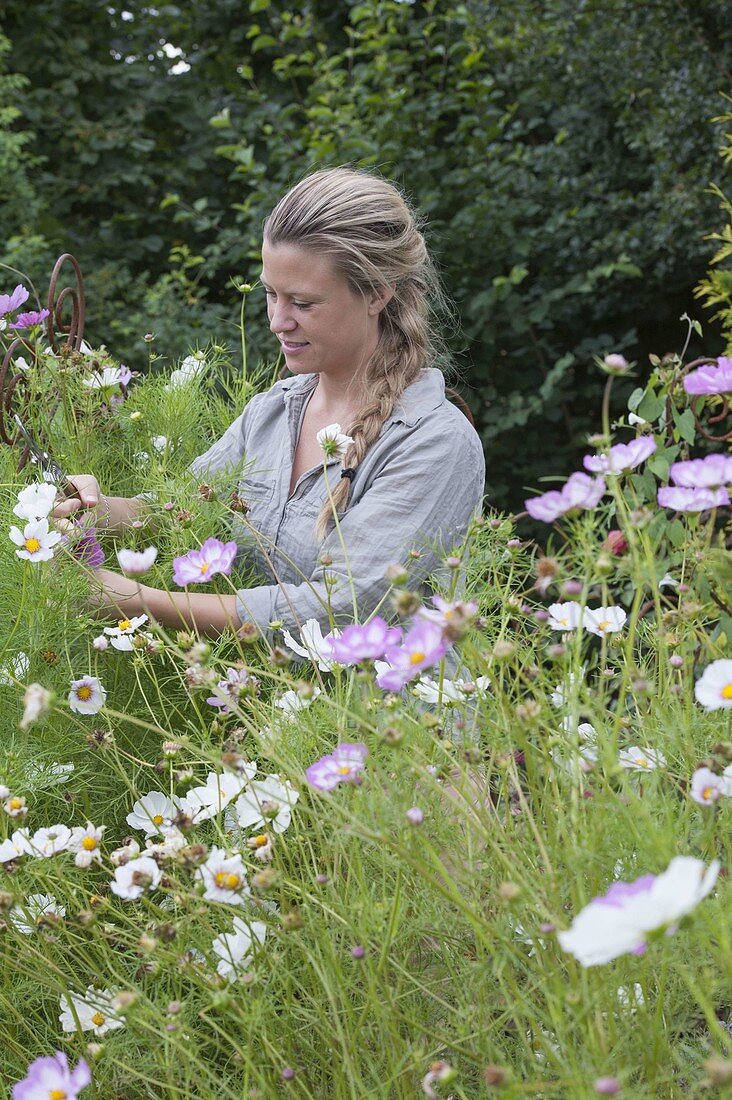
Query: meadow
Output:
[[0, 298, 730, 1098]]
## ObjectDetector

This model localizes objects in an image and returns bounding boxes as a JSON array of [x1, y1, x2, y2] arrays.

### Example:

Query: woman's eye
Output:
[[293, 301, 312, 310]]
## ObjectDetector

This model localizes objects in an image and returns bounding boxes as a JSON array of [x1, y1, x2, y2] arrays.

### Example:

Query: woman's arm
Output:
[[90, 569, 241, 638]]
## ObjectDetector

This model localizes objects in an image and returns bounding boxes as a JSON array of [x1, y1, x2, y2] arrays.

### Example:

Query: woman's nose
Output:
[[269, 301, 296, 334]]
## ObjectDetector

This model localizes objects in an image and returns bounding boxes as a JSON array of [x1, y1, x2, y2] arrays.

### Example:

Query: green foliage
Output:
[[1, 0, 731, 507], [695, 98, 732, 352]]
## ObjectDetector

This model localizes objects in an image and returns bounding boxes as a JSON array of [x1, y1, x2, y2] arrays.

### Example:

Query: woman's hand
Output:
[[52, 474, 104, 523]]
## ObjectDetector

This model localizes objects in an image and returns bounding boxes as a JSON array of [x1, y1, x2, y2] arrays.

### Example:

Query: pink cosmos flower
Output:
[[657, 486, 730, 512], [9, 308, 50, 330], [669, 454, 732, 489], [375, 620, 451, 692], [13, 1051, 91, 1100], [206, 667, 258, 712], [116, 546, 158, 574], [0, 284, 29, 317], [525, 472, 606, 523], [583, 437, 656, 475], [327, 617, 402, 665], [683, 356, 732, 396], [172, 537, 237, 586], [690, 767, 730, 805], [305, 742, 368, 791]]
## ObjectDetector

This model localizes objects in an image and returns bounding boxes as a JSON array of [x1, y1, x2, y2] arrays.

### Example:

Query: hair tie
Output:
[[340, 467, 356, 482]]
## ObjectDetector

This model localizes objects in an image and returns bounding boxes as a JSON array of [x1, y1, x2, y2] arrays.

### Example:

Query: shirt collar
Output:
[[279, 368, 445, 428]]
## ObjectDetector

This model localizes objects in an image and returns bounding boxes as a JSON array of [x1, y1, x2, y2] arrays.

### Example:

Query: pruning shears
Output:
[[13, 413, 78, 499]]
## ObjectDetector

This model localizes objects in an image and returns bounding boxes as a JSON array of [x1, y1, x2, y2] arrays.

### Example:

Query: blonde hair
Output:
[[263, 167, 447, 541]]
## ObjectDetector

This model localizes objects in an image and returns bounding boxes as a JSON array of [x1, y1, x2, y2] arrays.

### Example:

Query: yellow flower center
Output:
[[254, 834, 268, 847], [215, 871, 241, 890], [597, 620, 611, 631], [702, 785, 718, 802], [91, 1011, 106, 1027], [82, 836, 98, 851], [9, 797, 22, 810], [24, 537, 41, 553], [636, 757, 649, 769], [118, 619, 132, 631], [409, 651, 426, 665], [200, 562, 210, 573], [152, 814, 164, 826], [337, 765, 352, 775], [721, 683, 732, 700], [50, 1090, 67, 1100], [76, 685, 93, 701]]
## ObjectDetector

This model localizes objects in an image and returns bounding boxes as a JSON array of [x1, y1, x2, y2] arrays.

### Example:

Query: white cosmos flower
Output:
[[281, 618, 340, 672], [103, 614, 149, 651], [0, 650, 29, 686], [116, 545, 158, 575], [11, 892, 66, 934], [110, 854, 162, 900], [145, 825, 188, 859], [315, 422, 354, 460], [549, 667, 586, 708], [274, 687, 321, 719], [81, 365, 127, 389], [68, 675, 106, 714], [28, 823, 72, 857], [0, 828, 32, 863], [68, 822, 106, 867], [182, 766, 257, 824], [20, 682, 53, 730], [230, 774, 299, 834], [126, 790, 181, 837], [59, 986, 125, 1035], [412, 674, 491, 704], [212, 916, 267, 981], [547, 602, 584, 631], [13, 483, 58, 521], [583, 606, 627, 637], [694, 659, 732, 710], [151, 434, 168, 453], [618, 746, 666, 771], [166, 353, 206, 389], [9, 517, 62, 562], [195, 847, 249, 905], [557, 856, 720, 967]]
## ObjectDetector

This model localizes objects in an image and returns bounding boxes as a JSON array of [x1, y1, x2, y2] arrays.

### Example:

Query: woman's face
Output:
[[261, 241, 384, 385]]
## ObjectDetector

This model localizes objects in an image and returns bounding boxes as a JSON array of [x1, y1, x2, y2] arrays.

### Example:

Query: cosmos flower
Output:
[[20, 683, 53, 731], [525, 472, 606, 523], [126, 791, 181, 837], [0, 284, 29, 316], [690, 767, 731, 805], [172, 538, 237, 586], [59, 987, 125, 1035], [68, 676, 106, 715], [110, 854, 162, 900], [683, 356, 732, 395], [315, 422, 354, 460], [10, 893, 66, 934], [116, 545, 158, 574], [12, 1051, 90, 1100], [669, 454, 732, 489], [212, 916, 267, 982], [195, 847, 250, 905], [305, 743, 368, 791], [206, 667, 259, 713], [230, 774, 299, 834], [547, 602, 583, 631], [583, 606, 627, 637], [583, 437, 656, 475], [282, 618, 340, 671], [557, 857, 720, 966], [182, 766, 256, 824], [9, 309, 50, 330], [12, 484, 57, 522], [81, 365, 132, 390], [657, 486, 730, 512], [694, 659, 732, 710], [412, 674, 491, 705], [618, 747, 666, 772], [9, 518, 62, 563], [328, 617, 402, 665], [103, 614, 149, 651], [28, 824, 72, 858], [375, 620, 451, 691], [68, 822, 106, 867]]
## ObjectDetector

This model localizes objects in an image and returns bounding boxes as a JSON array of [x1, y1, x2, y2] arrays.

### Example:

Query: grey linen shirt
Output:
[[190, 367, 485, 636]]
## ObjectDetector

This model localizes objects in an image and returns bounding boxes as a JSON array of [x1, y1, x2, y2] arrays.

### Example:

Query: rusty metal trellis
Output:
[[0, 254, 86, 469]]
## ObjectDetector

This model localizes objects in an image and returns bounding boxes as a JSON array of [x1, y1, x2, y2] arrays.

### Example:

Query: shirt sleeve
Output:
[[234, 419, 485, 637]]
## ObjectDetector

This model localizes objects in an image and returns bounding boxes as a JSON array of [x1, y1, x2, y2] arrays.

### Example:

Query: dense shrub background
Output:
[[1, 0, 731, 506]]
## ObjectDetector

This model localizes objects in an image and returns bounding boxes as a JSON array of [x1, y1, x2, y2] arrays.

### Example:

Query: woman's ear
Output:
[[367, 285, 396, 316]]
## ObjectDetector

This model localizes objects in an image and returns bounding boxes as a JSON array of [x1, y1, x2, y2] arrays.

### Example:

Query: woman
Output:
[[53, 168, 485, 638]]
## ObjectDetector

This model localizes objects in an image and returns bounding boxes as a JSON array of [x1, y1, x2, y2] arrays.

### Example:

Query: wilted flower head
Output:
[[683, 356, 732, 395], [557, 856, 720, 966], [172, 538, 237, 586], [20, 683, 53, 731]]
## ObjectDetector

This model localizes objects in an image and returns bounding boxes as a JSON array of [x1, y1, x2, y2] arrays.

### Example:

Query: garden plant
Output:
[[0, 281, 730, 1098]]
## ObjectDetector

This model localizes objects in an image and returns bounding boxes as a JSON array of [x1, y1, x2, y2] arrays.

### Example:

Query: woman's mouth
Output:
[[281, 340, 309, 355]]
